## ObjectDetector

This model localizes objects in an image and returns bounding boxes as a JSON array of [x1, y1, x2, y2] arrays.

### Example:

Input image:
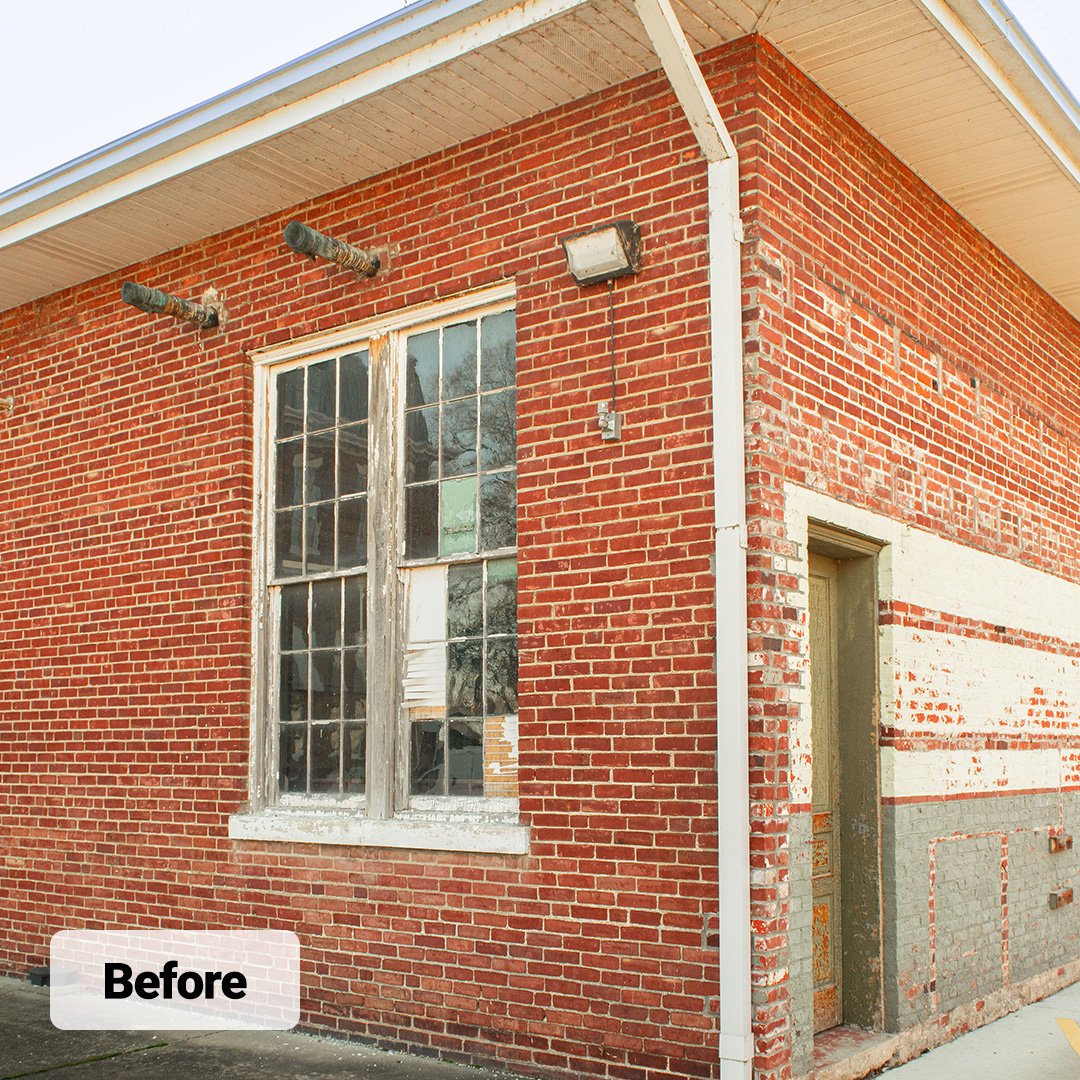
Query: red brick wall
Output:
[[0, 42, 755, 1080]]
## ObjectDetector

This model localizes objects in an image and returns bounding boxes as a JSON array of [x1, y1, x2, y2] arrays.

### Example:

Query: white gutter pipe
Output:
[[632, 3, 752, 1078]]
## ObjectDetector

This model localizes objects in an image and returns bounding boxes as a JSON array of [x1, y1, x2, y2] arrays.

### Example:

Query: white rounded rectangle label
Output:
[[50, 929, 300, 1030]]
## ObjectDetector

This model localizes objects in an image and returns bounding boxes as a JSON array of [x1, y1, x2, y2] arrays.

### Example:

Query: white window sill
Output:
[[228, 805, 529, 854]]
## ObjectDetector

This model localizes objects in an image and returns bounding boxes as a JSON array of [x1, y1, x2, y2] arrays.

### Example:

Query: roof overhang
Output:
[[1, 0, 1078, 320]]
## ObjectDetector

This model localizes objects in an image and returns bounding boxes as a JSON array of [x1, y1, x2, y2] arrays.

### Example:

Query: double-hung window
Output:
[[234, 286, 526, 853]]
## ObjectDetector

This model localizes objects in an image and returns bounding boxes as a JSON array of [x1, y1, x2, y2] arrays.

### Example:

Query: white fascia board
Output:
[[914, 0, 1080, 190], [0, 0, 590, 253]]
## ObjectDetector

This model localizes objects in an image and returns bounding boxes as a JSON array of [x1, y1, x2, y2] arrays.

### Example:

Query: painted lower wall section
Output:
[[784, 487, 1080, 1077]]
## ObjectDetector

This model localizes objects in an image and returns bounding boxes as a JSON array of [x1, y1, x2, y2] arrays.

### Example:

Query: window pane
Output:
[[480, 390, 515, 471], [305, 504, 336, 574], [405, 407, 438, 484], [479, 471, 515, 550], [276, 438, 304, 508], [276, 367, 304, 438], [310, 724, 340, 793], [411, 721, 445, 795], [275, 509, 304, 577], [311, 651, 341, 720], [441, 398, 477, 477], [443, 321, 477, 400], [339, 351, 369, 424], [337, 497, 367, 569], [448, 720, 483, 795], [486, 638, 518, 715], [305, 430, 336, 503], [447, 639, 482, 716], [280, 654, 307, 723], [406, 330, 439, 408], [405, 485, 438, 559], [279, 725, 307, 793], [344, 722, 366, 793], [343, 647, 366, 719], [307, 358, 336, 431], [280, 583, 308, 651], [310, 579, 340, 650], [480, 310, 515, 391], [447, 563, 483, 638], [338, 423, 367, 497], [486, 559, 517, 636], [440, 476, 477, 556], [343, 576, 366, 646]]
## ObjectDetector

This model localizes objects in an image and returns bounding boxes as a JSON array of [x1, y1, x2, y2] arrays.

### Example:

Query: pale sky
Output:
[[0, 0, 1076, 197]]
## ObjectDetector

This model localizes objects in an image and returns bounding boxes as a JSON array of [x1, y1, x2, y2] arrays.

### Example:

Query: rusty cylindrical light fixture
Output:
[[121, 281, 219, 329], [283, 220, 380, 277]]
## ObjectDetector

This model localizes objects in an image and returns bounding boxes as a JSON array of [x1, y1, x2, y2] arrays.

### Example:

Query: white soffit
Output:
[[0, 0, 1078, 322]]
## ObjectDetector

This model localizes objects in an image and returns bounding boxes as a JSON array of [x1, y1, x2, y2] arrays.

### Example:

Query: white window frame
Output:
[[229, 281, 528, 854]]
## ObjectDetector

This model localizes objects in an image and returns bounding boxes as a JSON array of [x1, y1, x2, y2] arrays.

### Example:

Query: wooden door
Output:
[[809, 554, 842, 1032]]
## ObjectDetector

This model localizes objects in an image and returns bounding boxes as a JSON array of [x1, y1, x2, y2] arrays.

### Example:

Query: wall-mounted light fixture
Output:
[[559, 220, 642, 441], [561, 220, 642, 287], [283, 220, 380, 278]]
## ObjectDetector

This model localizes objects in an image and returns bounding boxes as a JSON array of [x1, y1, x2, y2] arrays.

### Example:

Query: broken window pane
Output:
[[448, 720, 483, 795], [405, 485, 438, 559], [307, 358, 336, 431], [480, 390, 515, 471], [305, 430, 336, 504], [276, 438, 304, 508], [406, 330, 439, 408], [280, 582, 308, 651], [311, 651, 341, 720], [310, 579, 340, 650], [486, 559, 517, 636], [279, 725, 307, 793], [443, 321, 477, 400], [441, 398, 477, 476], [440, 476, 477, 556], [275, 509, 304, 577], [405, 407, 438, 484], [486, 638, 518, 715], [305, 504, 336, 574], [447, 639, 483, 716], [344, 722, 366, 793], [338, 351, 369, 424], [337, 496, 367, 569], [309, 724, 340, 793], [411, 721, 445, 794], [479, 471, 515, 550], [480, 310, 515, 391], [280, 654, 307, 723], [338, 423, 367, 497], [276, 367, 305, 438], [447, 563, 483, 639]]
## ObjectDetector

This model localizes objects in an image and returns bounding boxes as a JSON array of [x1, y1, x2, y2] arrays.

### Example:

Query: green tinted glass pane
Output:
[[486, 559, 517, 636], [343, 647, 366, 719], [480, 310, 515, 391], [278, 725, 307, 793], [344, 722, 366, 793], [406, 330, 439, 408], [339, 351, 369, 424], [405, 407, 438, 484], [443, 321, 477, 400], [310, 724, 340, 793], [305, 430, 335, 503], [447, 563, 483, 638], [486, 638, 518, 715], [275, 438, 304, 508], [311, 651, 341, 720], [405, 485, 438, 559], [280, 582, 308, 651], [337, 497, 367, 569], [275, 509, 304, 577], [307, 358, 336, 431], [279, 654, 308, 723], [276, 367, 304, 438], [447, 639, 483, 716], [411, 721, 445, 795], [479, 390, 515, 471], [343, 576, 366, 647], [311, 579, 340, 649], [441, 398, 477, 477], [448, 719, 483, 795], [440, 476, 477, 556], [305, 504, 335, 574], [479, 471, 515, 551], [338, 423, 367, 497]]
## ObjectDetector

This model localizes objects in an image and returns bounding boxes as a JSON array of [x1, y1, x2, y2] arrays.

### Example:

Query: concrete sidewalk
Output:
[[0, 977, 516, 1080], [884, 979, 1080, 1078]]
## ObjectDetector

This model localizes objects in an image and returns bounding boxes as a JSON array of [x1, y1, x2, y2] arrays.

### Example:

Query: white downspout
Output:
[[632, 3, 752, 1078]]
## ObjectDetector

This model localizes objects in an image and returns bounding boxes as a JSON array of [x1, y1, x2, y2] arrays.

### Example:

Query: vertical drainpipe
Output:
[[632, 2, 753, 1078]]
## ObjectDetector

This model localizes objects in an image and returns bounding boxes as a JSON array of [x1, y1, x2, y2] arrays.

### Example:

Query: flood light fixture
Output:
[[560, 220, 642, 286]]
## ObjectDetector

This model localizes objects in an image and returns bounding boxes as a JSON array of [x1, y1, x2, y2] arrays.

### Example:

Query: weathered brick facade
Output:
[[2, 31, 1078, 1080]]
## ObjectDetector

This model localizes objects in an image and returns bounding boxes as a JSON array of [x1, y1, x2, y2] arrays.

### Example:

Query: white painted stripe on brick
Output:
[[881, 746, 1061, 800]]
